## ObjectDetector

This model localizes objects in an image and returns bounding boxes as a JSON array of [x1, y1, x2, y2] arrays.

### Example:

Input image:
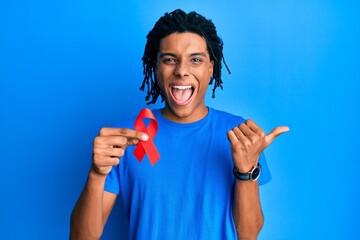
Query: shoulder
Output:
[[210, 108, 246, 127], [211, 108, 245, 120]]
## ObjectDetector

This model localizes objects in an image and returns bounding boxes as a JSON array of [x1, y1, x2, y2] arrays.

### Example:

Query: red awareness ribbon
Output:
[[133, 108, 160, 165]]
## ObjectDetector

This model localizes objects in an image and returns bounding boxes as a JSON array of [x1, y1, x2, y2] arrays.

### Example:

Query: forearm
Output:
[[233, 180, 264, 240], [70, 169, 107, 240]]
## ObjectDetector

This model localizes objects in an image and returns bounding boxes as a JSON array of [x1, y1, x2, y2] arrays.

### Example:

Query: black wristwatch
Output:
[[233, 163, 261, 181]]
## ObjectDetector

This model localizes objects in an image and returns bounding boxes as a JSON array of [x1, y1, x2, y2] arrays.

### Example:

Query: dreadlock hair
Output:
[[140, 9, 231, 104]]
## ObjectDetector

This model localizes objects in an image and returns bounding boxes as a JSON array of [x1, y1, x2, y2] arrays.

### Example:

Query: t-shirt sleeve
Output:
[[258, 152, 271, 186], [104, 165, 120, 194]]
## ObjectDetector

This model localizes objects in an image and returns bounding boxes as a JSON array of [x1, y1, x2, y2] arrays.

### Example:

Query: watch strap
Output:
[[233, 163, 261, 181]]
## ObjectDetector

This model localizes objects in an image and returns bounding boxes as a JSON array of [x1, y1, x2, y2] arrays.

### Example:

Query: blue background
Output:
[[1, 0, 359, 239]]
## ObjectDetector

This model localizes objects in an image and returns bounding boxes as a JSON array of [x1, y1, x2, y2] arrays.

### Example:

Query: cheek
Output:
[[195, 70, 212, 85], [155, 66, 162, 81], [155, 69, 167, 92], [156, 65, 172, 83]]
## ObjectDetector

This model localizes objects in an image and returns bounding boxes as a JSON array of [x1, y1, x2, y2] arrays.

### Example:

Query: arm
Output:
[[70, 128, 149, 239], [232, 178, 263, 240], [228, 120, 289, 239], [70, 170, 117, 240]]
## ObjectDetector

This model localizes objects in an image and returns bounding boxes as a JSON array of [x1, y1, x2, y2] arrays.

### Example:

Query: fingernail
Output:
[[142, 134, 149, 141]]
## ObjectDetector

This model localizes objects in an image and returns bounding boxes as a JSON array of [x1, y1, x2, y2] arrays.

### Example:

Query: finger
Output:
[[93, 155, 120, 167], [108, 156, 120, 166], [265, 126, 290, 147], [246, 119, 265, 138], [232, 125, 249, 144], [93, 147, 125, 158], [92, 156, 119, 175], [227, 130, 239, 144], [99, 128, 149, 141], [94, 136, 128, 148], [239, 122, 255, 137]]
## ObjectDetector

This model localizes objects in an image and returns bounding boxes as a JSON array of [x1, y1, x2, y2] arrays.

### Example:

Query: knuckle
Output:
[[93, 147, 101, 155], [234, 144, 244, 153], [99, 128, 108, 136], [259, 131, 265, 138], [128, 138, 139, 146], [92, 154, 102, 164], [119, 128, 129, 135], [251, 135, 259, 144], [93, 137, 100, 145], [120, 136, 128, 145], [244, 139, 252, 148]]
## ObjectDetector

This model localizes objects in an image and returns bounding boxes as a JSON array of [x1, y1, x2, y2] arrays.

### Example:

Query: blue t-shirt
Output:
[[105, 108, 271, 239]]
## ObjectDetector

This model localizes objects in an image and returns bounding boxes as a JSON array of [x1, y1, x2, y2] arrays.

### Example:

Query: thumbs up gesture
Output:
[[228, 119, 289, 173]]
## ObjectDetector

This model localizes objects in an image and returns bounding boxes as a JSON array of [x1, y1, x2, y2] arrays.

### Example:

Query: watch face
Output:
[[251, 166, 261, 181]]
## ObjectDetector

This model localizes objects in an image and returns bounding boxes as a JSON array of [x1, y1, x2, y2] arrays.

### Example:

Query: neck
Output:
[[160, 105, 208, 123]]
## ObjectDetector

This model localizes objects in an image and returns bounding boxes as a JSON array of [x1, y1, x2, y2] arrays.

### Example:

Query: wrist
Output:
[[84, 167, 108, 192], [90, 163, 112, 176], [89, 165, 109, 180], [233, 163, 261, 181], [234, 165, 254, 173]]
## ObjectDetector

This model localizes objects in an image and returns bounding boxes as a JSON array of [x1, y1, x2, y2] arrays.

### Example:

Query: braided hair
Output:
[[140, 9, 230, 104]]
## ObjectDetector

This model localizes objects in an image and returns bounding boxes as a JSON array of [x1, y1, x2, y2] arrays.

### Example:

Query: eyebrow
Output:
[[158, 53, 177, 58], [158, 52, 207, 58]]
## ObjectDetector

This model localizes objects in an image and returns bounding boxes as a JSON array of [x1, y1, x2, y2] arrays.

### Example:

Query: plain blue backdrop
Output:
[[1, 0, 359, 239]]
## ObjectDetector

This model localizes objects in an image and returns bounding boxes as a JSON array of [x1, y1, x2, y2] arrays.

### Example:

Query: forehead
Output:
[[159, 32, 208, 54]]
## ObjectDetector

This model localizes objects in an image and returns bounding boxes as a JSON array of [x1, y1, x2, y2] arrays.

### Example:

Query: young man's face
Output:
[[155, 32, 214, 123]]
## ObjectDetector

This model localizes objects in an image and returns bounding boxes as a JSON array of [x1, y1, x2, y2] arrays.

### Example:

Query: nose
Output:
[[174, 60, 189, 78]]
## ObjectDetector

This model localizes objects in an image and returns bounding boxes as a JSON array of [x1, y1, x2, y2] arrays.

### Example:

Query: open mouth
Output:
[[170, 85, 194, 106]]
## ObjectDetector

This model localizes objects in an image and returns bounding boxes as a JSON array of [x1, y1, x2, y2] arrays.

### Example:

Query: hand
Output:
[[227, 119, 289, 173], [92, 128, 149, 175]]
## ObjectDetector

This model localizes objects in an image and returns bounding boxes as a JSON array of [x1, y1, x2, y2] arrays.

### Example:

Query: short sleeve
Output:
[[258, 152, 271, 186], [104, 165, 120, 194]]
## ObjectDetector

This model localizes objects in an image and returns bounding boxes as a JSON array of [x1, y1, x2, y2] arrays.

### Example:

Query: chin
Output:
[[170, 104, 192, 116]]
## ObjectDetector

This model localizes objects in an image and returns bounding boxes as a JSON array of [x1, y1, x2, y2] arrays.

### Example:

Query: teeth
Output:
[[172, 85, 192, 90]]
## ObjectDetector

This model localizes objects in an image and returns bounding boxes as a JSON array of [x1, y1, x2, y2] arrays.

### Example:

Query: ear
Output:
[[209, 60, 214, 76]]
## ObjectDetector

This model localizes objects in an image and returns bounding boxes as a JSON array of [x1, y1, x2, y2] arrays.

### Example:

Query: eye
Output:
[[191, 58, 203, 63], [162, 58, 177, 64]]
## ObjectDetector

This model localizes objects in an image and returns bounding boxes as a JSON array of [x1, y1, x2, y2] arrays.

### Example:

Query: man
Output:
[[70, 9, 289, 240]]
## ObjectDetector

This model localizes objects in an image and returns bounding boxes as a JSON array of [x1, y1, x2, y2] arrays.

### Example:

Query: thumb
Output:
[[264, 126, 290, 147]]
